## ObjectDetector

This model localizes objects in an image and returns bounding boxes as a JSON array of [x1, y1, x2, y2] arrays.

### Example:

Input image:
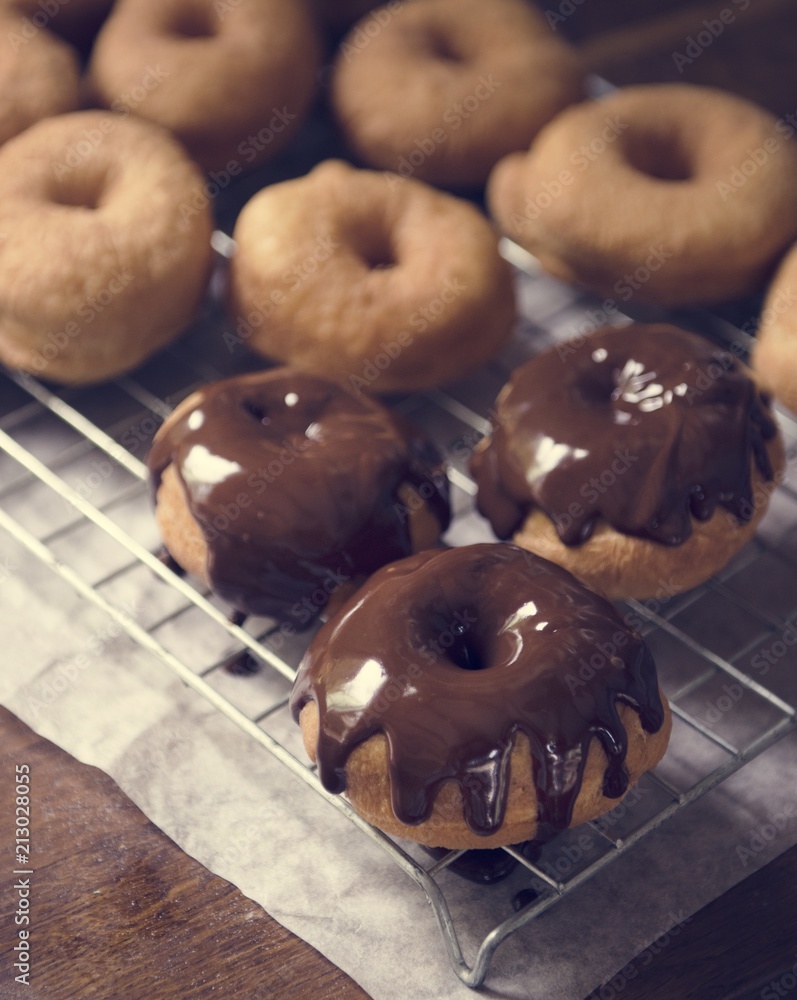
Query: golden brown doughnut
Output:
[[0, 12, 80, 146], [471, 324, 785, 601], [228, 159, 515, 394], [488, 84, 797, 305], [753, 241, 797, 416], [86, 0, 321, 173], [0, 110, 212, 384], [331, 0, 585, 190], [148, 368, 451, 623], [292, 544, 672, 850]]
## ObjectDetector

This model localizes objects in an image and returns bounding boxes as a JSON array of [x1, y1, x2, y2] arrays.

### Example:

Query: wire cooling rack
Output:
[[1, 231, 796, 990]]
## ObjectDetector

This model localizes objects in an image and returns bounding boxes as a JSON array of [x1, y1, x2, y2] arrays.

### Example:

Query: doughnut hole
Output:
[[348, 221, 398, 272], [47, 165, 110, 211], [239, 388, 334, 442], [419, 605, 487, 672], [444, 628, 486, 673], [622, 127, 694, 183], [241, 399, 269, 425], [573, 365, 618, 409], [425, 26, 467, 65], [166, 1, 218, 39]]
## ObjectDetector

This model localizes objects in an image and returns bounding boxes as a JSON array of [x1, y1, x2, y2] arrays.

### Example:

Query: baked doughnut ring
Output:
[[0, 110, 212, 384], [331, 0, 585, 190], [87, 0, 321, 173], [488, 84, 797, 305], [148, 368, 451, 623], [753, 241, 797, 416], [292, 543, 671, 849], [0, 12, 80, 146], [228, 159, 515, 394], [471, 324, 785, 601]]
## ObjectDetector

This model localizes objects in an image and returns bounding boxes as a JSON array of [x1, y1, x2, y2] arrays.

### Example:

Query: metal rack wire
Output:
[[1, 235, 796, 990]]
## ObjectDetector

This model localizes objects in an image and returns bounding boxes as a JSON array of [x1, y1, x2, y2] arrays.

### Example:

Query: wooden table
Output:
[[1, 707, 795, 1000]]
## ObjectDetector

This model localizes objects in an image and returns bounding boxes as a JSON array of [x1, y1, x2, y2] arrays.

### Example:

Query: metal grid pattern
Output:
[[1, 237, 796, 990]]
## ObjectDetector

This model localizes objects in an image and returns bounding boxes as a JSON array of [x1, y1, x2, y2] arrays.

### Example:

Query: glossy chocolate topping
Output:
[[148, 369, 450, 621], [290, 543, 665, 837], [471, 324, 777, 546]]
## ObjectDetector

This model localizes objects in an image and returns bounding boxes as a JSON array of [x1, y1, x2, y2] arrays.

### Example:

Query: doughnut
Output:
[[86, 0, 321, 173], [291, 543, 672, 849], [0, 110, 213, 385], [471, 324, 785, 601], [488, 84, 797, 305], [753, 241, 797, 416], [331, 0, 585, 190], [148, 368, 451, 623], [0, 12, 80, 146], [228, 159, 515, 394]]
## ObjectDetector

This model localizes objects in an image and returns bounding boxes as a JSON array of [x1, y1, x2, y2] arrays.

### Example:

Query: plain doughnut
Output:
[[488, 84, 797, 305], [291, 543, 671, 850], [0, 12, 80, 146], [87, 0, 321, 173], [0, 110, 213, 384], [228, 159, 515, 394], [331, 0, 585, 189]]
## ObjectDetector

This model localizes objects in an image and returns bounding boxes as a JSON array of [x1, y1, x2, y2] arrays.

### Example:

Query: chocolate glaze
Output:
[[155, 545, 186, 576], [512, 888, 539, 911], [290, 543, 665, 838], [147, 369, 450, 621], [471, 324, 777, 546], [224, 651, 260, 676]]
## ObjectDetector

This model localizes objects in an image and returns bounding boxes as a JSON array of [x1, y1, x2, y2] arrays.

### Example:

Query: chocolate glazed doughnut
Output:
[[292, 543, 671, 849], [148, 369, 450, 623], [471, 324, 784, 600]]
